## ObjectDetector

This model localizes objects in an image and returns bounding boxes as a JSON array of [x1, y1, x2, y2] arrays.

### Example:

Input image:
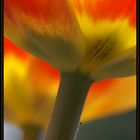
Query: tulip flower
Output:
[[4, 38, 59, 139], [4, 0, 136, 140]]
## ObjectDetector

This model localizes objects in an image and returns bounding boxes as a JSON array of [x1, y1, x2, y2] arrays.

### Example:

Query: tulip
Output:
[[4, 38, 59, 139], [4, 0, 136, 140]]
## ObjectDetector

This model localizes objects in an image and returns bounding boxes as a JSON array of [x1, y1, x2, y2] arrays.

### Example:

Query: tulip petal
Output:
[[72, 0, 136, 28], [4, 55, 30, 124], [4, 53, 57, 127], [72, 0, 136, 75], [77, 19, 136, 74], [81, 76, 136, 122], [4, 0, 85, 71], [91, 47, 136, 81]]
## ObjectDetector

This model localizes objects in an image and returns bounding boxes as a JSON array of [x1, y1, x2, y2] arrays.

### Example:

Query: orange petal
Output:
[[27, 58, 60, 96], [72, 0, 136, 27], [81, 76, 136, 122], [4, 0, 85, 71]]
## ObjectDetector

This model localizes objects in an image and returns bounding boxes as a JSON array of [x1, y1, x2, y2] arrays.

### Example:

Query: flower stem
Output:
[[44, 71, 92, 140], [22, 125, 41, 140]]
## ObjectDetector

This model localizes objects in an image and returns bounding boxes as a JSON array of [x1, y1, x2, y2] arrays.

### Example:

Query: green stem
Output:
[[22, 125, 41, 140], [44, 71, 92, 140]]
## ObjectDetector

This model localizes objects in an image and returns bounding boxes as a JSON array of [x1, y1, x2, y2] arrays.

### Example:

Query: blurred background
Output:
[[4, 37, 136, 140], [4, 110, 136, 140]]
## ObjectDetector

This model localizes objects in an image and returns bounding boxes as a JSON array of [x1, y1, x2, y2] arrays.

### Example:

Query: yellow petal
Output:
[[78, 20, 136, 75], [4, 0, 85, 71], [91, 47, 136, 81], [72, 0, 136, 76], [4, 55, 31, 124], [4, 54, 57, 127]]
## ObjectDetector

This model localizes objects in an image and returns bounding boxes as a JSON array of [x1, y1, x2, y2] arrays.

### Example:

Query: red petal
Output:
[[73, 0, 136, 27]]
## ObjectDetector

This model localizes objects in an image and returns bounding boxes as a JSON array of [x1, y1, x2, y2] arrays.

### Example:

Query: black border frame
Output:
[[1, 0, 4, 139], [1, 0, 139, 140]]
